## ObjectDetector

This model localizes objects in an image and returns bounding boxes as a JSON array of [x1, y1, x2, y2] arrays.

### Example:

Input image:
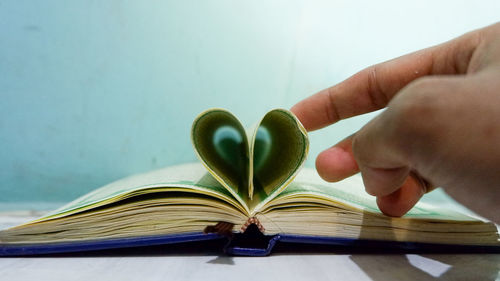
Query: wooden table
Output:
[[0, 209, 499, 281]]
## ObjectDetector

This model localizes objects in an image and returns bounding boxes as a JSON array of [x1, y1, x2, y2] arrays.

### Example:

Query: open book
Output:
[[1, 109, 499, 256]]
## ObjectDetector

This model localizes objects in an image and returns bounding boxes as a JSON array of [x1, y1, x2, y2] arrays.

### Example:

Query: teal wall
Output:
[[1, 1, 499, 202]]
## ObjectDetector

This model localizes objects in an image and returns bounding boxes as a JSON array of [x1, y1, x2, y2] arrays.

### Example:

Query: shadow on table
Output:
[[348, 254, 500, 281], [277, 245, 499, 280], [341, 208, 500, 281]]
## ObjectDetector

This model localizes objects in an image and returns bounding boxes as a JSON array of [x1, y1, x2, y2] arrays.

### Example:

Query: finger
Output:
[[376, 174, 427, 217], [316, 135, 359, 182], [291, 29, 481, 131]]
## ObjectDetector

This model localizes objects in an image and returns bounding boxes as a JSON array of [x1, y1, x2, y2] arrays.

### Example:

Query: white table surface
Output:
[[0, 209, 499, 281]]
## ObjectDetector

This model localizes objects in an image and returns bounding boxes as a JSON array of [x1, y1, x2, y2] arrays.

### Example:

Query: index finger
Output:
[[291, 29, 481, 131]]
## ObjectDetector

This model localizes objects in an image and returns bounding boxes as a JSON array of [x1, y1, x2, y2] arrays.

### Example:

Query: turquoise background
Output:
[[1, 1, 499, 203]]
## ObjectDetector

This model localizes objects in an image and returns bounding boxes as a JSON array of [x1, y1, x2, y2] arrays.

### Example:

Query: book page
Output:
[[249, 109, 309, 212], [191, 109, 250, 208], [37, 163, 247, 222], [267, 168, 477, 221]]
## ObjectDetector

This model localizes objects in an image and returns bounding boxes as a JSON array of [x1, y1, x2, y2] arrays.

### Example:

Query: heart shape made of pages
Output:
[[191, 109, 309, 208]]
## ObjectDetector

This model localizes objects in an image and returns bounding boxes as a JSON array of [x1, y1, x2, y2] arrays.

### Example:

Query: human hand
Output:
[[291, 22, 500, 223]]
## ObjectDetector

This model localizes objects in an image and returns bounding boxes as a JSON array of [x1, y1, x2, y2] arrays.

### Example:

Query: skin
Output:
[[291, 22, 500, 224]]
